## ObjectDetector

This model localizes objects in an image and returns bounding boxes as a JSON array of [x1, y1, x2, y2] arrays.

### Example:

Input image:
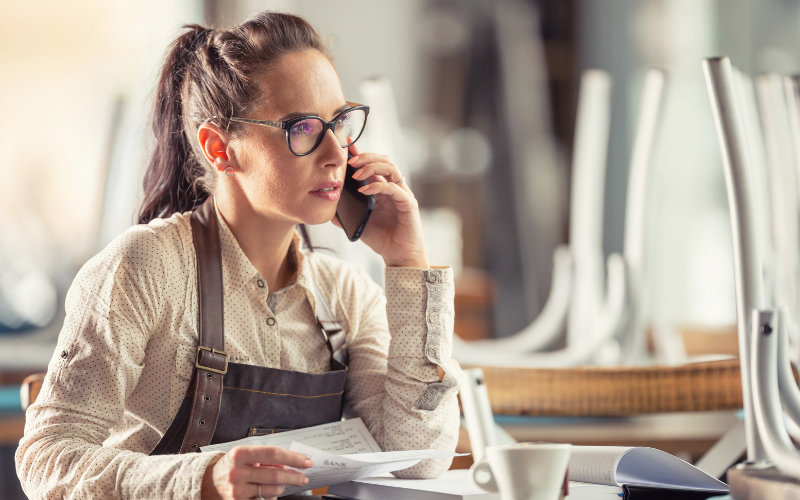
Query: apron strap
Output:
[[311, 275, 348, 364], [181, 197, 227, 453]]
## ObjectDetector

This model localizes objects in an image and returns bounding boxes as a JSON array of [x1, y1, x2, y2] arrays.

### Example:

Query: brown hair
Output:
[[137, 12, 329, 224]]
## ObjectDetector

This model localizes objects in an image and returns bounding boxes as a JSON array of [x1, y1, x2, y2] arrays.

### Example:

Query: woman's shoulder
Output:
[[78, 211, 194, 283]]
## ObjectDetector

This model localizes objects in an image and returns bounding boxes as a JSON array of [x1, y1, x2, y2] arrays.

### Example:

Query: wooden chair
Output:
[[20, 373, 46, 411]]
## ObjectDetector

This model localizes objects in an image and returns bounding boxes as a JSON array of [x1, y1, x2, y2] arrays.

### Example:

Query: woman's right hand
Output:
[[201, 445, 312, 500]]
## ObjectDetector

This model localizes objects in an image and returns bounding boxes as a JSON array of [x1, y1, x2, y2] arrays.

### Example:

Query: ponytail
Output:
[[138, 26, 210, 224], [137, 13, 329, 225]]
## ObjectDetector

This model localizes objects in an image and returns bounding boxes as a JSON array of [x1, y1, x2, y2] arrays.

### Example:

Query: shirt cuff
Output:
[[190, 452, 225, 500], [384, 266, 462, 411]]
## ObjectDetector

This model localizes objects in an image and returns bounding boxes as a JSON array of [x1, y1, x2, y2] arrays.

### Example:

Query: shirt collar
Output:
[[212, 200, 313, 300]]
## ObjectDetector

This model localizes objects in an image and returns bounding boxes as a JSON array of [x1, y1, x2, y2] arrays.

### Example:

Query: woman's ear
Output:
[[197, 123, 236, 173]]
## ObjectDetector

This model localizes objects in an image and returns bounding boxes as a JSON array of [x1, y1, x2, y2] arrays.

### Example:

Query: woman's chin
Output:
[[299, 210, 338, 226]]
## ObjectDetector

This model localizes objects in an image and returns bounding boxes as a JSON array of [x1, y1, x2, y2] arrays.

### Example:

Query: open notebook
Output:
[[569, 446, 728, 496]]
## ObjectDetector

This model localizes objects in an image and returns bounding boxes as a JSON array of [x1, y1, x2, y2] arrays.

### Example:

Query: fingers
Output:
[[347, 152, 386, 168], [247, 482, 286, 499], [348, 154, 397, 179], [228, 446, 312, 469], [249, 466, 309, 487], [358, 181, 418, 212], [347, 140, 361, 158], [350, 162, 396, 183], [213, 446, 314, 500], [348, 155, 412, 197]]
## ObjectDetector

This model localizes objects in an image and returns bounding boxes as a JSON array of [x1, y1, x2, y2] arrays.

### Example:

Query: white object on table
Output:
[[470, 443, 571, 500], [568, 446, 727, 492], [459, 369, 497, 461], [283, 441, 463, 496], [329, 469, 499, 500]]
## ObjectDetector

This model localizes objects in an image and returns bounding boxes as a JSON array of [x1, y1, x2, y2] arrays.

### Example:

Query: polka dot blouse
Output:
[[15, 206, 463, 500]]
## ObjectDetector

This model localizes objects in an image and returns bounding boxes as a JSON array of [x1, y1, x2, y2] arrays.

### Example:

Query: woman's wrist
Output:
[[385, 260, 430, 269], [201, 455, 223, 500], [384, 250, 430, 269]]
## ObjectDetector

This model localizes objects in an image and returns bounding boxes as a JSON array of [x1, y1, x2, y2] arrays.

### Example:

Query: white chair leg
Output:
[[460, 368, 499, 461], [452, 253, 626, 368], [568, 70, 613, 348], [751, 309, 800, 475], [695, 420, 747, 479], [452, 246, 571, 359], [621, 69, 667, 364]]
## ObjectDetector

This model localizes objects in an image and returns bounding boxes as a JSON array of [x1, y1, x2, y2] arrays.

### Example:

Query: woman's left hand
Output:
[[331, 144, 429, 269]]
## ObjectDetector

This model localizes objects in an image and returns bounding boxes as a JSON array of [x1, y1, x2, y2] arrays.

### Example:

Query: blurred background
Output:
[[2, 0, 800, 497]]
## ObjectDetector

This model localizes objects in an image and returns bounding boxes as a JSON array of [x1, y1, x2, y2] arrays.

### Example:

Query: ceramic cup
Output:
[[469, 443, 571, 500]]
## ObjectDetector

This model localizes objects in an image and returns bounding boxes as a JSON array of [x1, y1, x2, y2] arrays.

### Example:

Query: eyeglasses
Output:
[[213, 102, 369, 156]]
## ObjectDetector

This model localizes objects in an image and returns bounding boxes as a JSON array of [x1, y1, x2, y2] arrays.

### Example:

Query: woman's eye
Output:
[[291, 121, 315, 136], [335, 113, 351, 129]]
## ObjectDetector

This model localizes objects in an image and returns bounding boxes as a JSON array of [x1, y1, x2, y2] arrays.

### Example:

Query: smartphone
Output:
[[336, 153, 376, 242]]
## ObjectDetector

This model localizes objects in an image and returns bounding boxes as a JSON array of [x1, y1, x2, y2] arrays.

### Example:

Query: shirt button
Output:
[[427, 273, 439, 284], [267, 318, 276, 326], [257, 279, 265, 288], [427, 348, 437, 358], [429, 314, 438, 323]]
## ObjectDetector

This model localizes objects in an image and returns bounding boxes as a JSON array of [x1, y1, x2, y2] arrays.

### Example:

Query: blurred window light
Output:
[[440, 127, 493, 176], [420, 208, 463, 277], [399, 126, 429, 177], [418, 8, 470, 57], [685, 209, 736, 326], [758, 46, 798, 74], [0, 211, 57, 331]]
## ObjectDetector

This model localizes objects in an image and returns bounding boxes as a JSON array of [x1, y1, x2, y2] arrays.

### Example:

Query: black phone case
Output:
[[336, 164, 376, 242]]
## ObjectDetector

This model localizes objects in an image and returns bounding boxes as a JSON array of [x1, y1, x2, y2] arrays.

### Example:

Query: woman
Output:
[[15, 12, 463, 500]]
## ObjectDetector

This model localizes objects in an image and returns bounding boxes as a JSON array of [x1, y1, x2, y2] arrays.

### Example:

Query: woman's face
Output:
[[227, 49, 349, 225]]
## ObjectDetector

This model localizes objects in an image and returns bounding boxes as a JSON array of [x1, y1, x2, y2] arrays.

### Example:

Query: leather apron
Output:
[[151, 197, 348, 455]]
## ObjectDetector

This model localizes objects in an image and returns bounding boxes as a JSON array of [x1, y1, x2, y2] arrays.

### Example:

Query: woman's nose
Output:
[[318, 129, 346, 166]]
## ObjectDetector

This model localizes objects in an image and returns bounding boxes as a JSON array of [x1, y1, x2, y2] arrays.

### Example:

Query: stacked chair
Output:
[[705, 57, 800, 498], [455, 65, 764, 480], [453, 68, 648, 368]]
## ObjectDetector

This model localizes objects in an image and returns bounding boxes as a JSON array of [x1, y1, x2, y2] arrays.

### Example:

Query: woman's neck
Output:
[[214, 192, 298, 294]]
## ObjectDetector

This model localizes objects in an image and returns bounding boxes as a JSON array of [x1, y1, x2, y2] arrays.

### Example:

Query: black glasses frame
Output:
[[217, 102, 370, 156]]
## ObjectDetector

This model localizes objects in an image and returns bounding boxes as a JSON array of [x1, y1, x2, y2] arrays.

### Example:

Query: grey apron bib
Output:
[[151, 197, 348, 455]]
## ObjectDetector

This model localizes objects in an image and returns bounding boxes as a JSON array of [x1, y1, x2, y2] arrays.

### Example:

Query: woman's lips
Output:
[[309, 180, 342, 201]]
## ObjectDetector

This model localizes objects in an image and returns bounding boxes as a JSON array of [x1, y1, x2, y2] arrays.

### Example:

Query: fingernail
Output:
[[303, 477, 309, 485], [358, 185, 368, 192], [352, 169, 363, 179], [348, 155, 359, 164], [304, 459, 313, 468]]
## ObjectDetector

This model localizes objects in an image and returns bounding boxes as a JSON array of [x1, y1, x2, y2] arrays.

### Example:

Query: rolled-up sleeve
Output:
[[344, 265, 463, 479], [15, 226, 222, 500]]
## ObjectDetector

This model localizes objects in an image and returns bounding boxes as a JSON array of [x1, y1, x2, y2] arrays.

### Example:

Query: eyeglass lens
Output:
[[288, 108, 367, 155]]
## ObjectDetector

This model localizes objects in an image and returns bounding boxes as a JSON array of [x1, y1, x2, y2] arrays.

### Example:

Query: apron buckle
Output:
[[195, 346, 229, 374]]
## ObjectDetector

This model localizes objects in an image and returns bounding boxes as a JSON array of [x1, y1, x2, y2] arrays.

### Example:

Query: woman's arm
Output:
[[15, 225, 221, 500], [342, 264, 463, 479], [332, 145, 463, 478]]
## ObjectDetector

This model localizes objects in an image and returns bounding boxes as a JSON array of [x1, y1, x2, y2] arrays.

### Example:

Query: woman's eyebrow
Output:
[[278, 103, 350, 122]]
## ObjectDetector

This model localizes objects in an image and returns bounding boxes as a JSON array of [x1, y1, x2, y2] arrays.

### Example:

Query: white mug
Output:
[[469, 443, 571, 500]]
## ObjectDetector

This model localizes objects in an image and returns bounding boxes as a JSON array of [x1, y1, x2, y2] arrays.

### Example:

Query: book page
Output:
[[282, 441, 464, 496], [617, 447, 728, 491], [568, 446, 631, 485], [570, 446, 728, 492], [201, 418, 381, 454]]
